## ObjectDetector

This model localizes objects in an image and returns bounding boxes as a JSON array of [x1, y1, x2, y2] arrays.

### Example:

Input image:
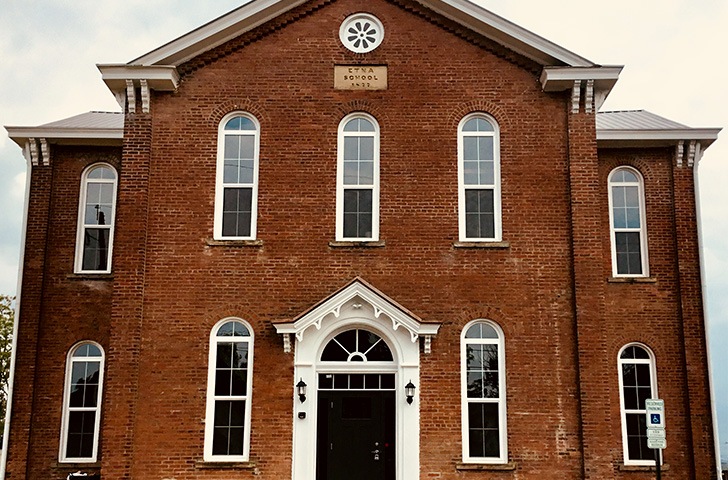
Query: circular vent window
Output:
[[339, 13, 384, 53]]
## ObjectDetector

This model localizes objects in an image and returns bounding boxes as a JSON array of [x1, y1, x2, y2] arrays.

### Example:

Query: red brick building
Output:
[[3, 0, 723, 478]]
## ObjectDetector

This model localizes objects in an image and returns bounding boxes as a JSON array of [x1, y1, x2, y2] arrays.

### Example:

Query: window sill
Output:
[[206, 239, 263, 247], [329, 241, 386, 248], [608, 276, 657, 283], [195, 460, 257, 470], [456, 461, 517, 471], [453, 241, 510, 249], [618, 463, 669, 472], [66, 274, 113, 281], [54, 461, 101, 468]]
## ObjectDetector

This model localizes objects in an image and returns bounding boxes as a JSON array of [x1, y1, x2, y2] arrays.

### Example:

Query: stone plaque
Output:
[[334, 65, 387, 90]]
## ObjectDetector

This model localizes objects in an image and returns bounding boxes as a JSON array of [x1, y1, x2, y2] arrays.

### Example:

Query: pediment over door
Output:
[[274, 277, 440, 353]]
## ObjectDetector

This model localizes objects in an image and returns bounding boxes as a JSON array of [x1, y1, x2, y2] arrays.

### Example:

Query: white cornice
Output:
[[596, 128, 721, 149], [97, 64, 180, 93], [5, 126, 124, 149], [540, 66, 624, 90]]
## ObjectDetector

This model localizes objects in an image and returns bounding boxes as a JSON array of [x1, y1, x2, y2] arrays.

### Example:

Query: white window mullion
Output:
[[59, 342, 105, 463], [204, 319, 254, 462], [458, 114, 501, 242], [336, 113, 380, 241]]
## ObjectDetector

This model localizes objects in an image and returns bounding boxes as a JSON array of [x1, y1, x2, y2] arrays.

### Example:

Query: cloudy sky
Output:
[[1, 0, 727, 463]]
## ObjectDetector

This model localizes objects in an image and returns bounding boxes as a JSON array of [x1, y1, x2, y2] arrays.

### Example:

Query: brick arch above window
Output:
[[448, 100, 510, 131], [334, 100, 390, 125], [208, 98, 268, 125]]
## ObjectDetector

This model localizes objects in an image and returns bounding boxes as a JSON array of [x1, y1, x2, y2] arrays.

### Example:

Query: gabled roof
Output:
[[127, 0, 595, 68], [274, 277, 440, 345], [597, 110, 721, 149]]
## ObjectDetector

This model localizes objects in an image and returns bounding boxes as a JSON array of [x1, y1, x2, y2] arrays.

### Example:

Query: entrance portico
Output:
[[275, 278, 440, 480]]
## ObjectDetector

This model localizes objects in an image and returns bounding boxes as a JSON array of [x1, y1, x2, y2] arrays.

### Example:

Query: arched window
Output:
[[214, 113, 260, 240], [608, 167, 648, 276], [618, 344, 659, 465], [59, 342, 105, 462], [461, 320, 507, 463], [75, 164, 117, 273], [458, 114, 501, 241], [336, 113, 380, 241], [321, 329, 393, 362], [204, 319, 254, 461]]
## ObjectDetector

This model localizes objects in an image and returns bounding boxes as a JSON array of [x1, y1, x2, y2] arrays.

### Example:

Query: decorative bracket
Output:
[[584, 79, 594, 114], [125, 79, 136, 114], [676, 140, 685, 168], [28, 138, 39, 167], [687, 140, 698, 167], [423, 335, 432, 354], [282, 334, 292, 354], [140, 79, 150, 114], [571, 80, 581, 114]]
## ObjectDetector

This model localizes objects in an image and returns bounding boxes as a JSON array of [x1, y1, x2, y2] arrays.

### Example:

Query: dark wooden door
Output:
[[316, 391, 395, 480]]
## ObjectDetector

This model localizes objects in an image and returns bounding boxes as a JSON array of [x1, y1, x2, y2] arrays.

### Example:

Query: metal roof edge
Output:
[[4, 126, 124, 149], [596, 127, 721, 149]]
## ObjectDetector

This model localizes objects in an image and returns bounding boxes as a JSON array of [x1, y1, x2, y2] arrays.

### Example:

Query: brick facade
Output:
[[3, 0, 719, 478]]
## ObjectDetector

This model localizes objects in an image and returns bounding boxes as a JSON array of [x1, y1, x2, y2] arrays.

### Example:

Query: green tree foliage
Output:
[[0, 295, 14, 432]]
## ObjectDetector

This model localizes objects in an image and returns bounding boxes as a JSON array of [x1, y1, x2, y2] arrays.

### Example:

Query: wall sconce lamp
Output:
[[405, 380, 416, 405], [296, 378, 307, 403]]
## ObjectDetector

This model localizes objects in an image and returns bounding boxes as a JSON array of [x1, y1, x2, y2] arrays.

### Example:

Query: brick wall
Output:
[[5, 0, 717, 478]]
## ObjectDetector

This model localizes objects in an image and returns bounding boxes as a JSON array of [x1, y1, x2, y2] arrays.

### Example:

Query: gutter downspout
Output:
[[0, 152, 32, 480], [693, 143, 723, 479]]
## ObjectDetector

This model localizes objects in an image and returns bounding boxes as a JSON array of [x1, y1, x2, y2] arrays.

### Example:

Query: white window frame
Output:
[[74, 163, 118, 274], [213, 112, 260, 240], [457, 113, 502, 242], [204, 318, 254, 462], [608, 166, 649, 277], [336, 112, 380, 241], [617, 343, 659, 466], [460, 319, 507, 464], [59, 341, 105, 463]]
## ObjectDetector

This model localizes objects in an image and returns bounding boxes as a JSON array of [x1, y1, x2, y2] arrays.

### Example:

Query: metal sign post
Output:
[[645, 399, 665, 480]]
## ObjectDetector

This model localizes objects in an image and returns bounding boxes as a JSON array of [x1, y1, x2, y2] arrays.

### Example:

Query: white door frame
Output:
[[274, 280, 439, 480]]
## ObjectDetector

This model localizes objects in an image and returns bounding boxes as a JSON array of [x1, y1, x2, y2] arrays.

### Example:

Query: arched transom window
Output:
[[336, 114, 380, 241], [204, 319, 254, 461], [461, 320, 507, 464], [618, 344, 658, 465], [60, 342, 105, 462], [75, 164, 117, 273], [608, 167, 648, 276], [458, 114, 501, 241], [321, 329, 393, 362], [214, 113, 260, 240]]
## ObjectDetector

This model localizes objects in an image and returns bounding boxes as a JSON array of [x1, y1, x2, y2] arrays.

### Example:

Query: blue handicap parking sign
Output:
[[650, 413, 661, 424]]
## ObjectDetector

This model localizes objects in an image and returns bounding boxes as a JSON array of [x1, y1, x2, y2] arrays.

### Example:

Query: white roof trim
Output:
[[97, 64, 180, 92], [274, 279, 440, 344], [596, 128, 721, 149], [540, 66, 623, 91], [132, 0, 309, 66], [413, 0, 594, 66], [5, 126, 124, 149], [129, 0, 594, 67]]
